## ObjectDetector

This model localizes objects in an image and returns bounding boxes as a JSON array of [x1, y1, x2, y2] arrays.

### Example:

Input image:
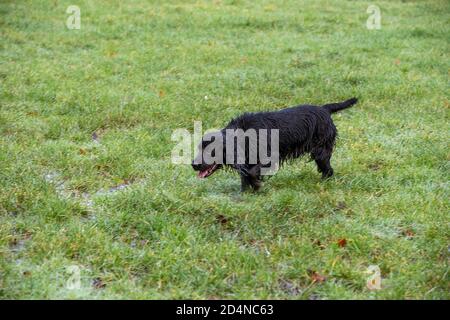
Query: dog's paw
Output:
[[321, 170, 334, 179]]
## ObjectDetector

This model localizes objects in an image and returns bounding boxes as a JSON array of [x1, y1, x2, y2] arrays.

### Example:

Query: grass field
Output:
[[0, 0, 449, 299]]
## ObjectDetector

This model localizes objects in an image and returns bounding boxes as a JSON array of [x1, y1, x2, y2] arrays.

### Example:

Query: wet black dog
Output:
[[192, 98, 358, 191]]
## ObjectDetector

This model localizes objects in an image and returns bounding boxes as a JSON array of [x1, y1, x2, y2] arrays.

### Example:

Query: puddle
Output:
[[44, 170, 136, 213], [44, 171, 69, 199], [371, 226, 401, 239], [95, 182, 132, 197]]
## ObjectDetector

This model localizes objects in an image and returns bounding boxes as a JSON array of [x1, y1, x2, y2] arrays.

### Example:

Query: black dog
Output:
[[192, 98, 358, 191]]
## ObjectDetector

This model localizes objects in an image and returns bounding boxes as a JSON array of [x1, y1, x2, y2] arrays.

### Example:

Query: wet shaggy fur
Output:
[[192, 98, 358, 191]]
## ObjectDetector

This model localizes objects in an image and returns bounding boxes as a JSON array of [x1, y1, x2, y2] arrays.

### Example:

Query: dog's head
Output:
[[192, 131, 224, 178]]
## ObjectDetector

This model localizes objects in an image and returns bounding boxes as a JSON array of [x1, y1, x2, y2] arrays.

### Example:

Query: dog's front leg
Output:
[[240, 175, 252, 192], [240, 174, 262, 192], [236, 165, 262, 192]]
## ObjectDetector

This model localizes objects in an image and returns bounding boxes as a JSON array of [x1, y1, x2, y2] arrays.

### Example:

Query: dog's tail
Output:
[[323, 97, 358, 113]]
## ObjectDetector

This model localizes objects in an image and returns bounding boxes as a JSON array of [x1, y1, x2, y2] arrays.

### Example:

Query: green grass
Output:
[[0, 0, 449, 299]]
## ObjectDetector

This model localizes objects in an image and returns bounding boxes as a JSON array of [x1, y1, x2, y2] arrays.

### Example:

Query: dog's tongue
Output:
[[197, 164, 218, 178], [198, 170, 209, 178]]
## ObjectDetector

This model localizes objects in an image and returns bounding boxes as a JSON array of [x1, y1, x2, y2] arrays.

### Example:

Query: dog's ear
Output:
[[201, 131, 224, 164]]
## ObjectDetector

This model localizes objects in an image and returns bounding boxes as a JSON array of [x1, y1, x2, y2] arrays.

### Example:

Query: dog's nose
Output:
[[192, 162, 201, 171]]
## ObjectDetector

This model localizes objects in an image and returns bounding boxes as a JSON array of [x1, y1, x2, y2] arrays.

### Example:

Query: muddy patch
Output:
[[278, 279, 302, 296], [44, 170, 136, 217], [9, 238, 27, 253]]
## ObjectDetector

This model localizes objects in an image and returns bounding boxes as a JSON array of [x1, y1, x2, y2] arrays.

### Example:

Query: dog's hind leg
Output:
[[312, 148, 334, 179]]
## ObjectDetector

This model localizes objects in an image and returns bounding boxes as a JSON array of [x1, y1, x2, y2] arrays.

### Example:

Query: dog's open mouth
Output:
[[197, 164, 219, 178]]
